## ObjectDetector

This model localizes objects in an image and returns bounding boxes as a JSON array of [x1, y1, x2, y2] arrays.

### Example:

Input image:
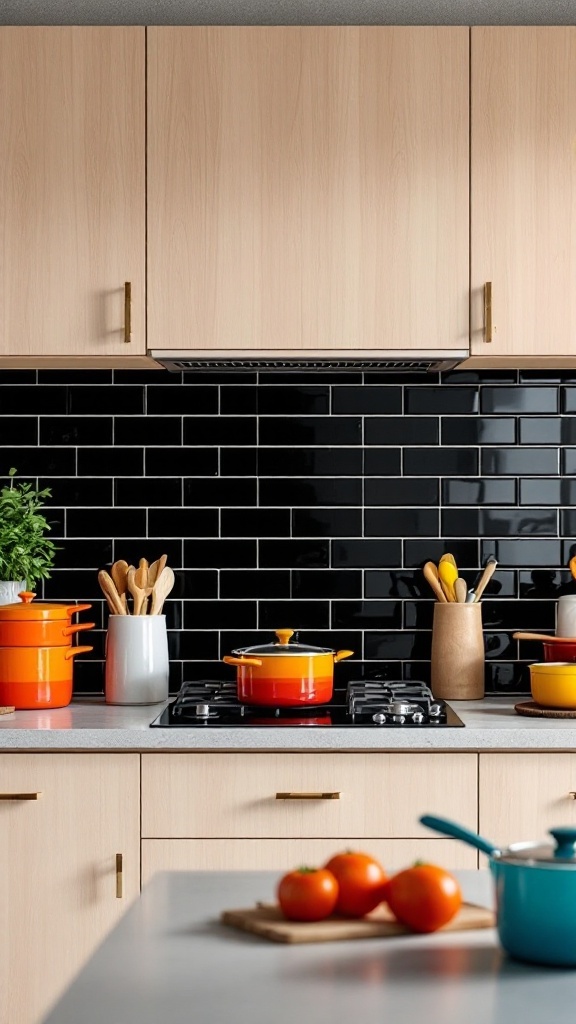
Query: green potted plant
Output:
[[0, 468, 58, 604]]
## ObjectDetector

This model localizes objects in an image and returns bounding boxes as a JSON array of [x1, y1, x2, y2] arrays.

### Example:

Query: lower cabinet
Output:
[[479, 753, 576, 847], [0, 754, 140, 1024]]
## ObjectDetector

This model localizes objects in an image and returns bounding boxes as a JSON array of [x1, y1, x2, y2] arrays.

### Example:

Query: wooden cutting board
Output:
[[221, 901, 495, 944]]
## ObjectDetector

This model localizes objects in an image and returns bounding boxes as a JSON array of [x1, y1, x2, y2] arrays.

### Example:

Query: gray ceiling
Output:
[[1, 0, 576, 24]]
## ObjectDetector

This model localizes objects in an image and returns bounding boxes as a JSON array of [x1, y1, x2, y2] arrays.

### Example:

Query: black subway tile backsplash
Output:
[[6, 369, 576, 697]]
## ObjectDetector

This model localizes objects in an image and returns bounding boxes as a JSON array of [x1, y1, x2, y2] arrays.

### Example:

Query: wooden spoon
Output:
[[454, 577, 468, 604], [423, 561, 447, 603], [135, 558, 149, 590], [127, 565, 147, 616], [110, 559, 130, 613], [150, 566, 175, 616], [148, 554, 168, 588], [513, 631, 576, 644], [472, 558, 498, 603], [98, 569, 125, 616]]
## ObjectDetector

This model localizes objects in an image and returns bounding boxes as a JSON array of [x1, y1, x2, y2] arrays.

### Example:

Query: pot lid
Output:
[[232, 629, 335, 657], [499, 827, 576, 865], [0, 592, 92, 621]]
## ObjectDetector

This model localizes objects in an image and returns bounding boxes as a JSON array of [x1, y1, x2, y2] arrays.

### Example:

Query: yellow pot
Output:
[[530, 663, 576, 709]]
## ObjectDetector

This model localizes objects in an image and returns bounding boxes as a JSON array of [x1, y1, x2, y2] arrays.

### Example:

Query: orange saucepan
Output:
[[0, 592, 94, 646], [223, 629, 353, 706], [0, 644, 93, 709]]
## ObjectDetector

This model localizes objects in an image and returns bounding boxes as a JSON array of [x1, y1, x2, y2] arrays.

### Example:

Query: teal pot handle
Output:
[[420, 814, 499, 857]]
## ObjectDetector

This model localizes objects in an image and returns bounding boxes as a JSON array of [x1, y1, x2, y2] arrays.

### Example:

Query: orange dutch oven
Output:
[[0, 592, 94, 646], [223, 629, 353, 706]]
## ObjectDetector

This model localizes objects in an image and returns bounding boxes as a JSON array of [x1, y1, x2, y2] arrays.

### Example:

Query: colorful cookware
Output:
[[0, 592, 94, 646], [0, 644, 93, 709], [421, 813, 576, 967], [223, 629, 353, 706], [529, 662, 576, 709]]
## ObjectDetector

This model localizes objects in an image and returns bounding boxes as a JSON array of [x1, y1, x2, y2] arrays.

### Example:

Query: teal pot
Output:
[[420, 813, 576, 967]]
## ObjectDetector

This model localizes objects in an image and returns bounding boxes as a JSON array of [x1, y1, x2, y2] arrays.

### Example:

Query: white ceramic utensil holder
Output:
[[0, 581, 27, 606], [557, 596, 576, 639], [105, 615, 169, 705]]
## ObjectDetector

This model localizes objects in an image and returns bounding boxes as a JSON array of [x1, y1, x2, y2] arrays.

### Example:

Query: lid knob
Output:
[[275, 629, 294, 646], [549, 827, 576, 859], [18, 592, 36, 604]]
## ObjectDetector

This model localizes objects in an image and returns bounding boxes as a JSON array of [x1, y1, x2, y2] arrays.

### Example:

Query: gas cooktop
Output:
[[149, 680, 465, 728]]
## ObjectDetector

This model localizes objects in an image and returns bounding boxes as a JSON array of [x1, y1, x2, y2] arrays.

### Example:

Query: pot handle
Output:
[[420, 814, 500, 857], [334, 649, 354, 663], [64, 645, 94, 660], [66, 603, 92, 616], [62, 622, 95, 638], [222, 656, 263, 668]]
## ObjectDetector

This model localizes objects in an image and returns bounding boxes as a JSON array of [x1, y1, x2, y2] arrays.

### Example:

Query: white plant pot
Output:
[[0, 581, 27, 606]]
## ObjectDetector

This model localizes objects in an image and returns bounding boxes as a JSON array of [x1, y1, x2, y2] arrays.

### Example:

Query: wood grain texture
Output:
[[479, 753, 576, 848], [0, 28, 145, 357], [431, 603, 485, 700], [148, 26, 469, 354], [141, 838, 478, 883], [141, 752, 478, 839], [0, 753, 140, 1024], [471, 27, 576, 358]]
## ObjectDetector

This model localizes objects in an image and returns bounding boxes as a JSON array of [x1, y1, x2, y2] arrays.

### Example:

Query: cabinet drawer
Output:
[[142, 838, 477, 885], [141, 753, 477, 839], [480, 753, 576, 847]]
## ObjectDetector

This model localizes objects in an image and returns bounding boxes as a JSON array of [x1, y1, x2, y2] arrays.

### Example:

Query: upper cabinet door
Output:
[[0, 28, 146, 360], [148, 27, 469, 355], [470, 28, 576, 364]]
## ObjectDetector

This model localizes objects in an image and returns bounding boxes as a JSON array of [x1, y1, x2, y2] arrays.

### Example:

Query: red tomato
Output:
[[277, 868, 339, 922], [323, 851, 388, 917], [383, 863, 462, 933]]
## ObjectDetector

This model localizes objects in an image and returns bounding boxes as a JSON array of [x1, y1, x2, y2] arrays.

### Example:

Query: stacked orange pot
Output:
[[0, 592, 94, 709]]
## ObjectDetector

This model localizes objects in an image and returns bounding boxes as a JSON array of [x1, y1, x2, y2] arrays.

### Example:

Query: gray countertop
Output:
[[41, 870, 576, 1024], [0, 695, 575, 751]]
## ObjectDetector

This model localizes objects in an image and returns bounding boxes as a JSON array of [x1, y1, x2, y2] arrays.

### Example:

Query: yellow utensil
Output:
[[570, 556, 576, 580], [439, 553, 458, 570], [438, 560, 458, 602]]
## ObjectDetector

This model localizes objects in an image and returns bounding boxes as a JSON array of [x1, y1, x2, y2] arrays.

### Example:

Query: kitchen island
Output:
[[40, 869, 573, 1024]]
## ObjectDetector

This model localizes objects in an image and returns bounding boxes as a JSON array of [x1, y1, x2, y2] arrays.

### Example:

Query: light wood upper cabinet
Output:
[[0, 28, 153, 367], [147, 27, 469, 357], [0, 754, 140, 1024], [468, 27, 576, 367]]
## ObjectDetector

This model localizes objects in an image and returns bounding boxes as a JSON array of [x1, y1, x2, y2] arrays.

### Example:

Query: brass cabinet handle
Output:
[[0, 792, 42, 800], [569, 792, 576, 800], [124, 282, 132, 343], [484, 281, 493, 343], [275, 792, 341, 800], [116, 853, 123, 898]]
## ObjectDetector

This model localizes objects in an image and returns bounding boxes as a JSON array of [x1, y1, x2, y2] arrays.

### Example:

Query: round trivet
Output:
[[515, 700, 576, 719], [0, 706, 15, 715]]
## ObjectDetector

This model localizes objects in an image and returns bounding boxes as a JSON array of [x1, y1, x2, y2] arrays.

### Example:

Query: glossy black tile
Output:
[[403, 602, 434, 629], [72, 660, 105, 694], [364, 417, 438, 445], [404, 539, 480, 568], [365, 569, 430, 599], [182, 370, 257, 385], [481, 539, 563, 567], [42, 477, 113, 508], [115, 478, 182, 507], [39, 370, 113, 385], [560, 509, 576, 537], [221, 448, 258, 476], [184, 416, 257, 446], [331, 601, 402, 630], [258, 447, 363, 477], [260, 478, 362, 507], [54, 539, 113, 569], [219, 631, 274, 656], [484, 633, 519, 660], [293, 508, 362, 538], [220, 386, 258, 415], [519, 480, 576, 507], [40, 416, 112, 446], [179, 570, 218, 599], [402, 661, 432, 684], [365, 508, 439, 537], [484, 662, 529, 694], [519, 570, 575, 599], [222, 508, 291, 537], [404, 448, 479, 476], [442, 478, 516, 506], [0, 417, 38, 446], [365, 478, 438, 506], [42, 569, 102, 601], [364, 631, 431, 660], [146, 447, 217, 477], [168, 631, 219, 662], [258, 600, 330, 630], [441, 417, 516, 445], [184, 477, 257, 507], [481, 387, 558, 414], [442, 370, 518, 384], [442, 508, 557, 537], [332, 386, 402, 415], [67, 508, 146, 538], [480, 600, 555, 630], [184, 539, 257, 568], [1, 447, 75, 477], [518, 418, 576, 445], [405, 387, 479, 415], [0, 370, 37, 384], [263, 371, 362, 385], [148, 508, 218, 538], [482, 448, 559, 476], [184, 600, 257, 630], [292, 570, 362, 599], [78, 447, 143, 477], [332, 539, 402, 567], [67, 385, 144, 415], [113, 369, 176, 385], [114, 416, 181, 446], [259, 416, 361, 446], [257, 386, 330, 415], [147, 385, 218, 415], [562, 449, 576, 475], [561, 387, 576, 413], [259, 539, 329, 569], [362, 449, 402, 476], [0, 385, 67, 414], [220, 570, 291, 599], [303, 630, 363, 658]]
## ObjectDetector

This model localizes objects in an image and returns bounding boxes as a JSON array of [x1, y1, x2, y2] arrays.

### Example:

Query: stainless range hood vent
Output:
[[151, 351, 468, 373]]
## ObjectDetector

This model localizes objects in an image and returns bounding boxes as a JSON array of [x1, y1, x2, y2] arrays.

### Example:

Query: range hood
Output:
[[150, 350, 469, 373]]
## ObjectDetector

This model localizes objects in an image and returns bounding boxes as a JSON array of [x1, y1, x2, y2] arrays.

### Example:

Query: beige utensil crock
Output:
[[431, 602, 485, 700]]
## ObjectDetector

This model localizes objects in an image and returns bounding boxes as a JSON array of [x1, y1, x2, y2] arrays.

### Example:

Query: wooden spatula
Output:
[[127, 565, 147, 616], [150, 566, 175, 615], [110, 559, 129, 613], [98, 570, 125, 616], [148, 554, 168, 588]]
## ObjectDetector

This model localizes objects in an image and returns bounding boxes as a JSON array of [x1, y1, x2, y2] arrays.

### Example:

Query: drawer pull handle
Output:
[[0, 792, 42, 800], [484, 281, 493, 343], [116, 853, 123, 898], [569, 792, 576, 800], [124, 282, 132, 343], [275, 792, 341, 800]]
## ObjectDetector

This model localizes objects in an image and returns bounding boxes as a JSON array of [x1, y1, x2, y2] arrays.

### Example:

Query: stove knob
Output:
[[195, 704, 211, 718], [372, 712, 387, 725], [412, 711, 425, 724], [429, 703, 443, 717], [392, 714, 406, 724]]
